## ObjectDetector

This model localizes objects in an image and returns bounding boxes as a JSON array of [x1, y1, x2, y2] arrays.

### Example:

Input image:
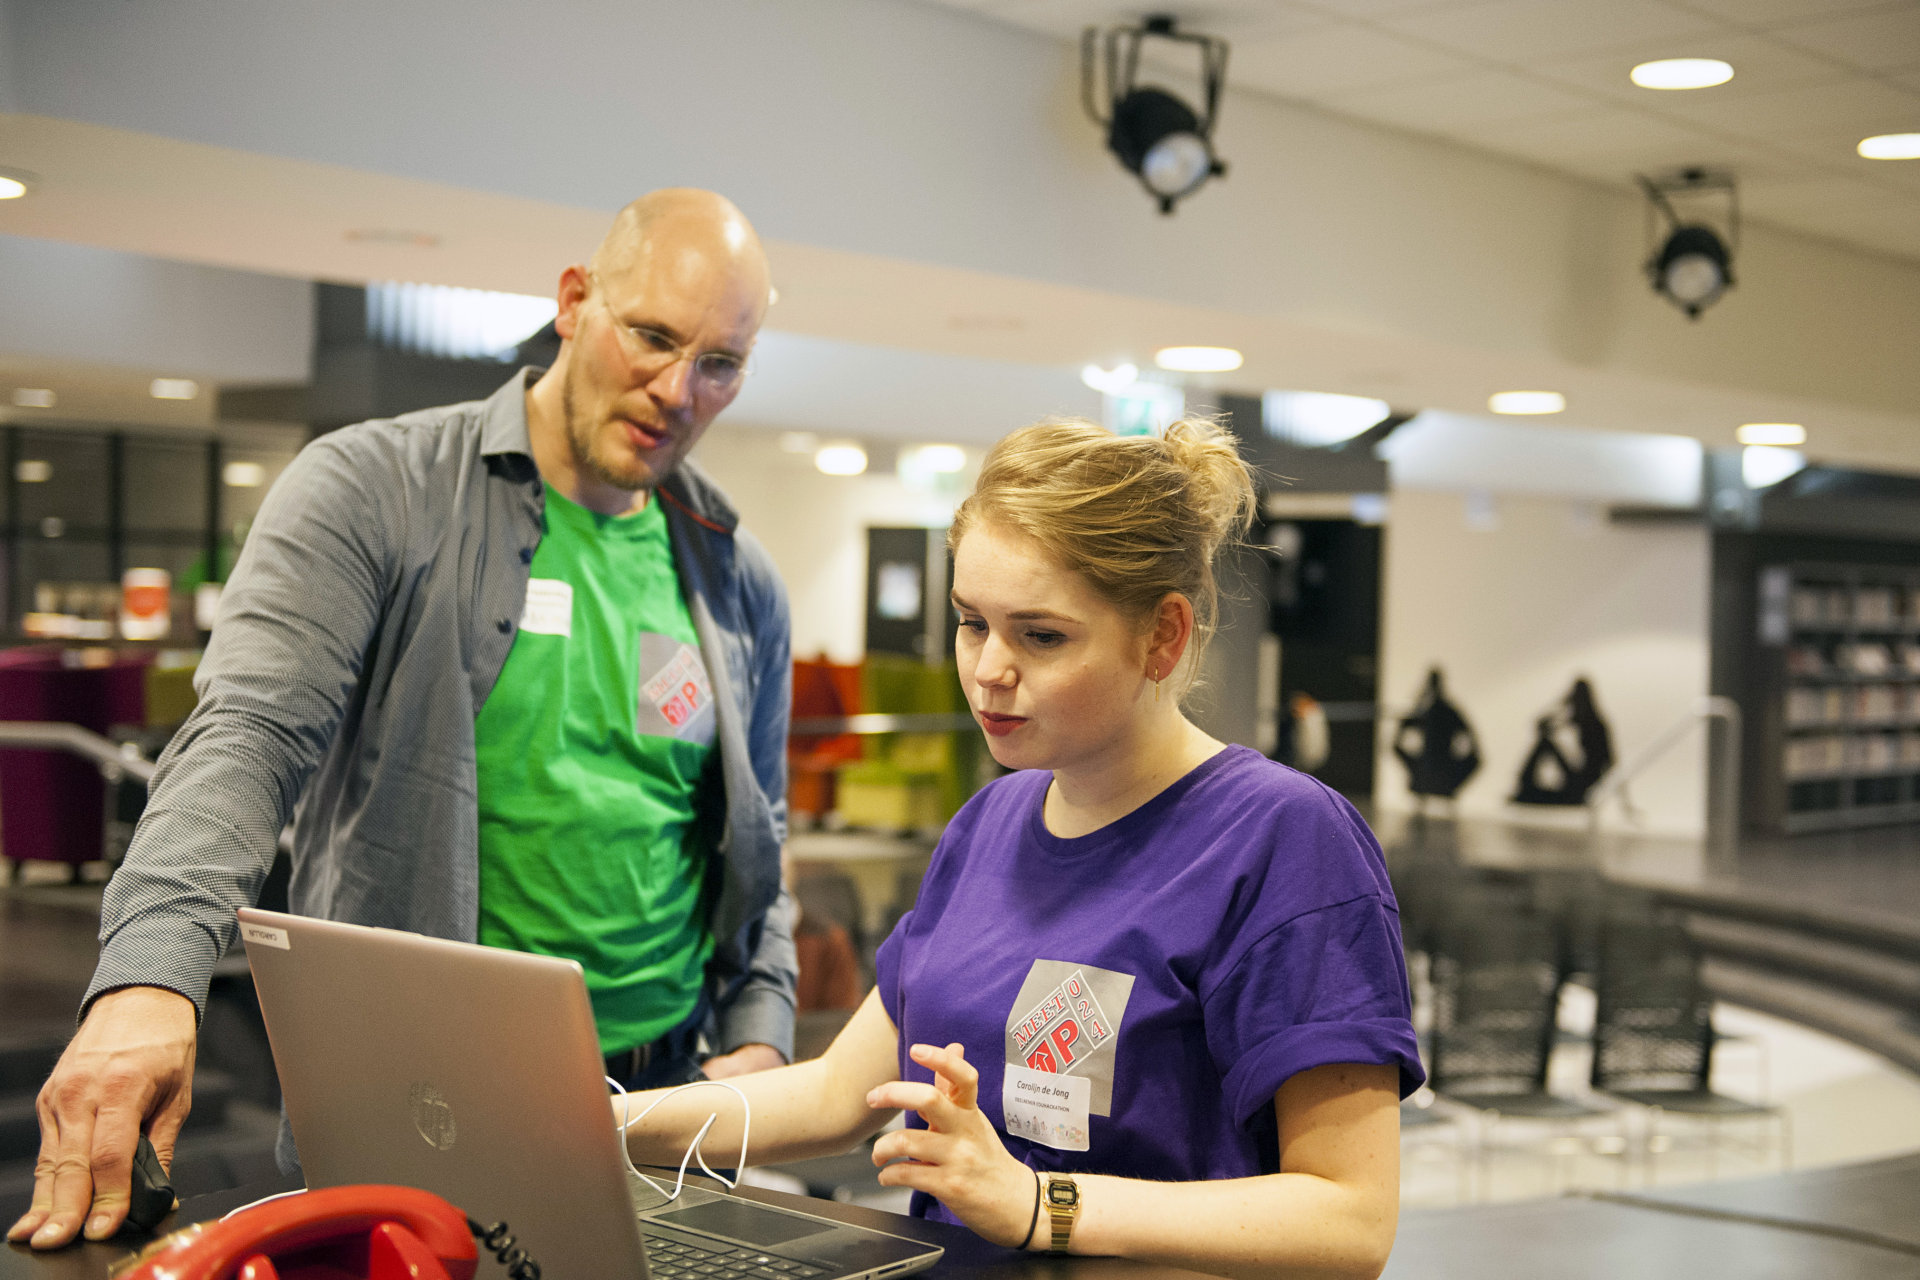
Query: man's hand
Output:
[[700, 1043, 785, 1079], [7, 986, 197, 1250]]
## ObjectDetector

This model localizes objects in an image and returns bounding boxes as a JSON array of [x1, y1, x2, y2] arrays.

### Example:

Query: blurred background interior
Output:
[[1, 0, 1917, 1272]]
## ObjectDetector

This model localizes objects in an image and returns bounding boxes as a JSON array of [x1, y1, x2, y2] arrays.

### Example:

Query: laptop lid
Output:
[[239, 908, 942, 1280], [240, 907, 651, 1279]]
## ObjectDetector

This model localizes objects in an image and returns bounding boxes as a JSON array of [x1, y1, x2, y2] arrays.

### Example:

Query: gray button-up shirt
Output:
[[88, 371, 798, 1060]]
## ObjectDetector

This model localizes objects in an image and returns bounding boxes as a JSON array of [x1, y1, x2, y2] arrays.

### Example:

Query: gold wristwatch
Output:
[[1042, 1172, 1081, 1255]]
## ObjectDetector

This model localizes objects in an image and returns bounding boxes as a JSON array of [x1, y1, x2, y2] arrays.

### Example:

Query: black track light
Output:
[[1082, 16, 1229, 215], [1652, 224, 1734, 317], [1639, 169, 1739, 320]]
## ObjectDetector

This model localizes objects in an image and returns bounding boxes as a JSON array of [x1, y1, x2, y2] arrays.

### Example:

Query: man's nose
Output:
[[648, 354, 697, 412]]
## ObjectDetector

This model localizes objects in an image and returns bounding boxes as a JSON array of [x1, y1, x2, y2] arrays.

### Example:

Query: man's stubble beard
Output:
[[561, 358, 654, 494]]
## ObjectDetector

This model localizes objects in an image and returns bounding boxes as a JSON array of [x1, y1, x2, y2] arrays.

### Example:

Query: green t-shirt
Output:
[[475, 487, 718, 1052]]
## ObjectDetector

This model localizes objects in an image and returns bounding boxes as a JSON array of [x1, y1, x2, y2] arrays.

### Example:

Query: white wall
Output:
[[727, 330, 1099, 446], [5, 0, 1915, 437], [694, 425, 971, 664], [1382, 412, 1703, 508], [1376, 489, 1710, 838], [0, 233, 312, 383]]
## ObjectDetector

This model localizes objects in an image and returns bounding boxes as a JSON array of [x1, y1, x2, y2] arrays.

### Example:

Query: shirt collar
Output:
[[479, 367, 541, 459]]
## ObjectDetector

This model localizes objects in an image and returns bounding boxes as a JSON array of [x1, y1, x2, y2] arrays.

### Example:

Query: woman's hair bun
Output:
[[948, 415, 1256, 690]]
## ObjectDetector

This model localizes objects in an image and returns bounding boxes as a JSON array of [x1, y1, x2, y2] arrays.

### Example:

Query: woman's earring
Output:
[[1152, 666, 1162, 702]]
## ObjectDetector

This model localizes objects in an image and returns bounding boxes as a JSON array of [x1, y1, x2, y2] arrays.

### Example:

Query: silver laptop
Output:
[[239, 907, 942, 1280]]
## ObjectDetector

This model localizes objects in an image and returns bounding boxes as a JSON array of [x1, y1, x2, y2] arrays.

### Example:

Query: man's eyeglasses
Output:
[[590, 276, 748, 393]]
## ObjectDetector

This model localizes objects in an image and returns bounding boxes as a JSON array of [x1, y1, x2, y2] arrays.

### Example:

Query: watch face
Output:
[[1046, 1178, 1079, 1207]]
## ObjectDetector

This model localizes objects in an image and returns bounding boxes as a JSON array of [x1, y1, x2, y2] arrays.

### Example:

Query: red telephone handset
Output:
[[109, 1184, 481, 1280]]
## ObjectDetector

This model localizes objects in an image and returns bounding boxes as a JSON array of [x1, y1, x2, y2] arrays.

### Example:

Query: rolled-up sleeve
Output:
[[1203, 895, 1426, 1128]]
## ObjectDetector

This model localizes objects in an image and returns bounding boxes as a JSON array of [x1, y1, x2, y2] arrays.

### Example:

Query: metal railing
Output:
[[0, 720, 156, 784], [1586, 695, 1743, 861]]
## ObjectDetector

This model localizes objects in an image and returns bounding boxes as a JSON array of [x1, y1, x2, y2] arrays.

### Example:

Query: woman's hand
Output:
[[866, 1043, 1036, 1249]]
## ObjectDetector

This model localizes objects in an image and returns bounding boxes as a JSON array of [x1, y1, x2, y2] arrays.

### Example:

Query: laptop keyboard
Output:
[[641, 1230, 831, 1280]]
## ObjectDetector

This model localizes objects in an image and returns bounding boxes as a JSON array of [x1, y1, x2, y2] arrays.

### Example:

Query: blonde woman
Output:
[[628, 419, 1421, 1279]]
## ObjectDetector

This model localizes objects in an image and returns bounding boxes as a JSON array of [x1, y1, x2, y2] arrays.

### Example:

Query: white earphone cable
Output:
[[606, 1076, 752, 1202]]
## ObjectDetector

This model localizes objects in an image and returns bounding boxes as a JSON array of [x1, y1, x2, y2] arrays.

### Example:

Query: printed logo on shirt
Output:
[[1003, 959, 1135, 1120], [519, 579, 573, 637], [636, 630, 717, 746]]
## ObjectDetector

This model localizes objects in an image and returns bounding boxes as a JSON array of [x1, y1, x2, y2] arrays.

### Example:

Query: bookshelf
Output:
[[1770, 562, 1920, 832]]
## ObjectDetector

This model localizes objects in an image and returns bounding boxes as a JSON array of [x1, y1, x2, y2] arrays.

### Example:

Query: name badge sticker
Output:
[[241, 922, 289, 951], [1002, 1063, 1090, 1152], [519, 579, 573, 637]]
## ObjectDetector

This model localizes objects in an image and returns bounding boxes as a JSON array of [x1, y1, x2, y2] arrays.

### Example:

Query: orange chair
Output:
[[788, 657, 863, 824]]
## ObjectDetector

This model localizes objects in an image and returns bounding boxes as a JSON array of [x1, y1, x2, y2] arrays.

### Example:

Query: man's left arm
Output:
[[707, 528, 798, 1073]]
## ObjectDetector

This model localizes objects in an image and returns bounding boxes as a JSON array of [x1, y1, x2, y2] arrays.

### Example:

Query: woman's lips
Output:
[[978, 711, 1027, 738]]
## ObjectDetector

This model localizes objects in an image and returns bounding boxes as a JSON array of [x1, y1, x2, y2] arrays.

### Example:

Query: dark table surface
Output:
[[0, 1174, 1210, 1279], [9, 1154, 1919, 1279]]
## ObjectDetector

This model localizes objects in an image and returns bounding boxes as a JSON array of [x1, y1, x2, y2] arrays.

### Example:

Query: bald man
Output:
[[12, 190, 798, 1250]]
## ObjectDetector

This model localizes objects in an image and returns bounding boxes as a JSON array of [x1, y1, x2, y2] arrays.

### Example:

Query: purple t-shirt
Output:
[[875, 745, 1423, 1224]]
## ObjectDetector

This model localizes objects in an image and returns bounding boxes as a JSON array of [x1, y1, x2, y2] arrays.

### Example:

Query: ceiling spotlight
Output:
[[814, 443, 868, 477], [222, 461, 268, 488], [1639, 169, 1738, 319], [1080, 362, 1140, 395], [1082, 16, 1230, 214], [1488, 391, 1565, 415], [1858, 133, 1920, 160], [1155, 346, 1242, 373], [1736, 423, 1806, 447], [0, 167, 37, 200], [11, 388, 56, 409], [1630, 58, 1733, 90], [149, 378, 201, 400]]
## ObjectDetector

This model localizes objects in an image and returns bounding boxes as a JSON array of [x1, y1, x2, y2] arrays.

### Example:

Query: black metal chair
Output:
[[1428, 915, 1615, 1197], [1590, 918, 1791, 1183]]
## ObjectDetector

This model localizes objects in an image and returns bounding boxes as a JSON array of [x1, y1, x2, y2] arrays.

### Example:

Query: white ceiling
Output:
[[917, 0, 1920, 262]]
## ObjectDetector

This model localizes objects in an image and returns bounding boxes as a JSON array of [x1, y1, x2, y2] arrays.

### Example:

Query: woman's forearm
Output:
[[622, 991, 901, 1168], [1053, 1067, 1402, 1280], [1065, 1169, 1397, 1280]]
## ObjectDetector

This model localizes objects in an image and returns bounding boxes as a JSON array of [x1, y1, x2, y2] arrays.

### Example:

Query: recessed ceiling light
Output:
[[149, 378, 200, 401], [1857, 133, 1920, 161], [1736, 423, 1806, 447], [1488, 390, 1565, 415], [1080, 362, 1139, 394], [0, 167, 38, 200], [1630, 58, 1733, 90], [15, 460, 52, 483], [11, 388, 56, 409], [814, 443, 868, 476], [1155, 346, 1243, 373], [903, 444, 967, 475], [222, 461, 268, 488]]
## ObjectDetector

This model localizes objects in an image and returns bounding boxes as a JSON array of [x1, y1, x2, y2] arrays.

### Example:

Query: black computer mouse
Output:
[[124, 1134, 176, 1232]]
